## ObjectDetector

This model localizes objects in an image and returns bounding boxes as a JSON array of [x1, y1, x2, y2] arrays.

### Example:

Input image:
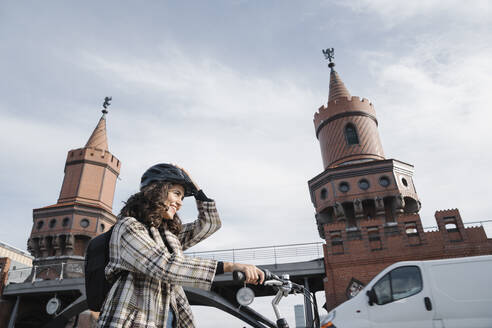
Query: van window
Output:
[[373, 274, 392, 305], [373, 266, 423, 305]]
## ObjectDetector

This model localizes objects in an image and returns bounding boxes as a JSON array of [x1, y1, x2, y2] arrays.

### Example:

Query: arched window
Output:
[[405, 222, 418, 236], [345, 123, 359, 145]]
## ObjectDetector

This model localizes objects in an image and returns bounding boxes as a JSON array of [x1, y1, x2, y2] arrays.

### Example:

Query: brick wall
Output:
[[322, 209, 492, 310], [0, 258, 13, 327], [0, 257, 11, 296]]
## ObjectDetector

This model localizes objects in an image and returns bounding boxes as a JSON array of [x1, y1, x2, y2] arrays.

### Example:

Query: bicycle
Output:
[[233, 270, 320, 328]]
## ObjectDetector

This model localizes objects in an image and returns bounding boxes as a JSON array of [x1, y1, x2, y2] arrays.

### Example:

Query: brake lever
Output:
[[264, 280, 283, 287], [291, 282, 304, 292]]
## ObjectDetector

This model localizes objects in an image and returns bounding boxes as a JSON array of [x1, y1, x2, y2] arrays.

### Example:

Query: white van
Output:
[[322, 255, 492, 328]]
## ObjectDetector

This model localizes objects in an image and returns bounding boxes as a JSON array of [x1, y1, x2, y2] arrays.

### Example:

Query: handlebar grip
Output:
[[233, 270, 246, 282], [233, 269, 276, 284]]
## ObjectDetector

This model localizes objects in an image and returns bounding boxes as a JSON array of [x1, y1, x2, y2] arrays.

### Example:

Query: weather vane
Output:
[[322, 48, 335, 69], [102, 96, 112, 114]]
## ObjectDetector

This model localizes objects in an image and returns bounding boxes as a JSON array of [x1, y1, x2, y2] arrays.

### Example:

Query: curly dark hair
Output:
[[118, 181, 182, 235]]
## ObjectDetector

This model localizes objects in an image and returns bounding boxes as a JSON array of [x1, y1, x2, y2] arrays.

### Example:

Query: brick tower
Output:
[[310, 50, 492, 310], [26, 106, 121, 273], [310, 53, 420, 238]]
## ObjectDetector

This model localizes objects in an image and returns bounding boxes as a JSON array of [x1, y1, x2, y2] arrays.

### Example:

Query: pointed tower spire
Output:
[[85, 96, 111, 151], [322, 48, 351, 102], [85, 115, 109, 150], [328, 69, 351, 102]]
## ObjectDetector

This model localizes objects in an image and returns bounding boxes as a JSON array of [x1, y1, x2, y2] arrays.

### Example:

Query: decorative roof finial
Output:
[[102, 96, 112, 115], [322, 48, 335, 70]]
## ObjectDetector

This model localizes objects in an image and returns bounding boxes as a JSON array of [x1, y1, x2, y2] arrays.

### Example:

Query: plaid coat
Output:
[[97, 200, 221, 328]]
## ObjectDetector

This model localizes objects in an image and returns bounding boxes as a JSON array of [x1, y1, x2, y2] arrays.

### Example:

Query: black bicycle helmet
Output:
[[140, 163, 197, 197]]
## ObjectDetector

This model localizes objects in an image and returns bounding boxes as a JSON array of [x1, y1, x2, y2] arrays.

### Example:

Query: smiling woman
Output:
[[97, 163, 264, 328], [118, 181, 185, 235]]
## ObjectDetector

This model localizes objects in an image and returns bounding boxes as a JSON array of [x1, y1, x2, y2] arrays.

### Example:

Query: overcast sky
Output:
[[1, 0, 491, 326]]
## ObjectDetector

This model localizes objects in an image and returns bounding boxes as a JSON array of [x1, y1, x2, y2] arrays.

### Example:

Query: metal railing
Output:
[[185, 242, 324, 265], [6, 262, 84, 284]]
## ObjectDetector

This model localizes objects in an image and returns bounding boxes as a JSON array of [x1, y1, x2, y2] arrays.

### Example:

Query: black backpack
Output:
[[84, 226, 115, 311]]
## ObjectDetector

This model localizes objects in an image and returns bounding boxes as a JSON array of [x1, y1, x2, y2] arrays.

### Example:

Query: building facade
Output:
[[0, 242, 34, 327], [309, 58, 492, 310]]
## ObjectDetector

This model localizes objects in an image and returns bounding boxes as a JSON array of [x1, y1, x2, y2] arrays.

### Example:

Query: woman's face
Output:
[[162, 184, 185, 219]]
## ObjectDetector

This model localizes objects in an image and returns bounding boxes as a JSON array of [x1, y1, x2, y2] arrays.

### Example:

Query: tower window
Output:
[[405, 222, 418, 236], [358, 179, 370, 190], [320, 188, 328, 200], [100, 223, 105, 232], [379, 176, 391, 187], [344, 123, 359, 145], [339, 182, 350, 193], [444, 217, 458, 232], [80, 219, 90, 228], [37, 220, 44, 230], [49, 219, 57, 228], [62, 217, 70, 227], [330, 231, 343, 246]]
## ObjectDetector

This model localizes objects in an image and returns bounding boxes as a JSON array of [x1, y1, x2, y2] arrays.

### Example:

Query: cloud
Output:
[[0, 45, 323, 250], [358, 29, 492, 226], [337, 0, 492, 27]]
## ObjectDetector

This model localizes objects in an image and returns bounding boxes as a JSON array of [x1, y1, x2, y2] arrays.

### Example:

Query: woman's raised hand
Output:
[[171, 164, 200, 192]]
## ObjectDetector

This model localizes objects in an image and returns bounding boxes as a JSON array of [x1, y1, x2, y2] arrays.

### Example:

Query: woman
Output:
[[97, 163, 264, 328]]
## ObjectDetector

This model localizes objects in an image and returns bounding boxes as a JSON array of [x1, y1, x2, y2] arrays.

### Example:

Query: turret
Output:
[[309, 50, 420, 238], [27, 98, 121, 269], [315, 49, 384, 169]]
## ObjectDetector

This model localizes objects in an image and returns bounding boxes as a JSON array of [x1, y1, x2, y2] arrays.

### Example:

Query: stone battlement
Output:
[[314, 96, 376, 128], [65, 147, 121, 173], [322, 209, 490, 253], [435, 208, 460, 216]]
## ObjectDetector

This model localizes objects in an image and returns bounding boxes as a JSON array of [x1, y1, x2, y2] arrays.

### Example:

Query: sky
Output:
[[1, 0, 491, 326]]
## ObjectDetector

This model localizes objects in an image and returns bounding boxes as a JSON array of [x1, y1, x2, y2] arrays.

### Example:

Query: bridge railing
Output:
[[185, 242, 325, 265], [6, 262, 84, 284]]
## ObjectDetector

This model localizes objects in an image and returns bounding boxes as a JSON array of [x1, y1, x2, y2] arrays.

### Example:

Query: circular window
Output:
[[358, 179, 370, 190], [37, 220, 44, 230], [49, 219, 56, 229], [379, 176, 390, 187], [80, 219, 90, 228], [100, 223, 105, 232], [62, 217, 70, 227], [320, 188, 328, 200], [339, 182, 350, 193], [401, 177, 408, 187]]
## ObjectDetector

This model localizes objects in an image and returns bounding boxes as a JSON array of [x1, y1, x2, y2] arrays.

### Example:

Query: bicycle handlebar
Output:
[[233, 270, 305, 294], [232, 270, 317, 328], [232, 269, 277, 283]]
